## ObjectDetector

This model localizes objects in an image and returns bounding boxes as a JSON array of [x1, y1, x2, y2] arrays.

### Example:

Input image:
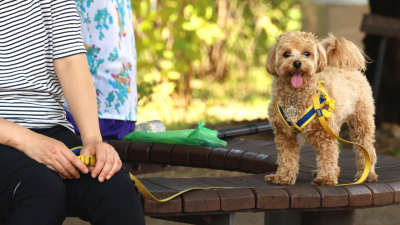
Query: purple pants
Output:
[[65, 111, 136, 141]]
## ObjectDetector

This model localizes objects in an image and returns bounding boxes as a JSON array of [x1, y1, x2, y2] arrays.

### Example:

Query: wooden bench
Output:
[[108, 139, 400, 225]]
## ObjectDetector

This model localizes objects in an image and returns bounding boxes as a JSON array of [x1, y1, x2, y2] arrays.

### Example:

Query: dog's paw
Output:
[[312, 176, 338, 186], [354, 171, 378, 182], [311, 169, 318, 178], [265, 174, 295, 185]]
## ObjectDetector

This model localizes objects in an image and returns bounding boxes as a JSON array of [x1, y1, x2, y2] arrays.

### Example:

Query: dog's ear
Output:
[[266, 44, 277, 76], [316, 42, 327, 73]]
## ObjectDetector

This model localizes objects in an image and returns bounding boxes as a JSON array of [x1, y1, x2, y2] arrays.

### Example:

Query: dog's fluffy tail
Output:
[[320, 33, 368, 71]]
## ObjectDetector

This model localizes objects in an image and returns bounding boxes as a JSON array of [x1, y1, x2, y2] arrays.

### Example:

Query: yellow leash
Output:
[[129, 174, 231, 202], [71, 147, 232, 202], [312, 93, 371, 186]]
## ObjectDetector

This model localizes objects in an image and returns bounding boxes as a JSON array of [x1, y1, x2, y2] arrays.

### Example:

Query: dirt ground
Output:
[[63, 120, 400, 225]]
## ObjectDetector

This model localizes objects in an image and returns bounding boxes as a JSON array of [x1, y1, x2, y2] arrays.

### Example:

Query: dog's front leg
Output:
[[265, 130, 300, 185], [305, 125, 340, 186]]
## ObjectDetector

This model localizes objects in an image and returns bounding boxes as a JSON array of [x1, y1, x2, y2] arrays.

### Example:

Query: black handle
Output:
[[217, 122, 272, 139]]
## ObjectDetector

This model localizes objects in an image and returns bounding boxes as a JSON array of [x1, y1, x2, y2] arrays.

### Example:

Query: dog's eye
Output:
[[283, 52, 290, 58], [304, 52, 310, 57]]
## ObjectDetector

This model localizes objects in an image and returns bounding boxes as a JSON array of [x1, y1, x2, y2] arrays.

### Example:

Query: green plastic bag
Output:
[[122, 122, 227, 147]]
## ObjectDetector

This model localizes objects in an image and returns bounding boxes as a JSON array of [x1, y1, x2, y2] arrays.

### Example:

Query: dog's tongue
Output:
[[291, 72, 303, 88]]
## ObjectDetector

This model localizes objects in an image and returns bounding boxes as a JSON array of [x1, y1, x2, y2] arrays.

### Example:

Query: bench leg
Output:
[[264, 210, 355, 225], [264, 211, 300, 225], [372, 37, 387, 102], [151, 213, 236, 225]]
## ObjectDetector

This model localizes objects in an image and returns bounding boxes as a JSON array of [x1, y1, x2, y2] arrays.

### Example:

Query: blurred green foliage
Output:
[[132, 0, 301, 127]]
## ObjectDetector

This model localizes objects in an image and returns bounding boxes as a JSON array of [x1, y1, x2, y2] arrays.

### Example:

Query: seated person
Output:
[[65, 0, 138, 141]]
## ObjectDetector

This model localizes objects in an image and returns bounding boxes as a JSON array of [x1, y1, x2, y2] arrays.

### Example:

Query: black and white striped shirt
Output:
[[0, 0, 86, 131]]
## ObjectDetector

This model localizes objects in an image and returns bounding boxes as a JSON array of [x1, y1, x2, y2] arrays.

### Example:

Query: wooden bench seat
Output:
[[108, 139, 400, 225]]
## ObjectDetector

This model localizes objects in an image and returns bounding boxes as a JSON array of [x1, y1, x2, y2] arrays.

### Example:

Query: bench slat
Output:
[[145, 177, 195, 191], [314, 186, 349, 208], [284, 186, 321, 208], [108, 140, 132, 160], [385, 181, 400, 202], [251, 153, 270, 174], [341, 185, 372, 207], [170, 145, 197, 165], [362, 183, 394, 205], [142, 191, 182, 214], [138, 178, 176, 192], [128, 142, 153, 162], [182, 190, 221, 212], [239, 151, 260, 173], [150, 143, 175, 164], [224, 149, 247, 170], [235, 175, 271, 185], [215, 177, 270, 188], [194, 177, 243, 188], [190, 146, 213, 166], [171, 178, 217, 188], [208, 147, 231, 168], [251, 188, 290, 209], [216, 188, 256, 211]]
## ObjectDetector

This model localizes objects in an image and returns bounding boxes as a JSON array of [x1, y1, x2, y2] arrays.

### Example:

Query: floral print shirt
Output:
[[67, 0, 137, 121]]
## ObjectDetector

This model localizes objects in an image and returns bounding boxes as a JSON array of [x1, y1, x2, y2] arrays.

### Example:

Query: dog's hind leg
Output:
[[347, 101, 378, 182]]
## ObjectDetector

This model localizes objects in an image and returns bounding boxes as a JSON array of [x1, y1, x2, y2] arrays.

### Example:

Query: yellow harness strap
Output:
[[75, 152, 232, 202], [312, 93, 371, 185]]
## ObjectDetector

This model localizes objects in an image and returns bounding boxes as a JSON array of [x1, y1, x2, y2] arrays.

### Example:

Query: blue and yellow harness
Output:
[[277, 82, 336, 133]]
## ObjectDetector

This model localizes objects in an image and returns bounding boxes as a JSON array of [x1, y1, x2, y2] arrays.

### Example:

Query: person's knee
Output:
[[95, 169, 143, 212], [103, 169, 137, 200], [37, 169, 66, 201], [16, 165, 66, 206], [78, 169, 145, 224], [6, 164, 67, 224]]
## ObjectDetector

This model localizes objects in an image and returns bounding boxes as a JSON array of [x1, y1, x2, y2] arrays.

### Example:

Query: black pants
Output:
[[0, 126, 145, 225]]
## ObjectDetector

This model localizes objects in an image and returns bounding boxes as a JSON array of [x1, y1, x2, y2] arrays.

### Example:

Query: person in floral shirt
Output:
[[65, 0, 138, 141]]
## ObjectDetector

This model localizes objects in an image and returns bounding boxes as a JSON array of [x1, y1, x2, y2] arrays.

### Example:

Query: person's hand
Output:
[[19, 130, 89, 179], [80, 140, 122, 182]]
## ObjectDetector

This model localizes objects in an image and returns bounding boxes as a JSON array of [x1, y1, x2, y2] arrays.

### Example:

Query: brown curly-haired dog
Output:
[[264, 31, 378, 186]]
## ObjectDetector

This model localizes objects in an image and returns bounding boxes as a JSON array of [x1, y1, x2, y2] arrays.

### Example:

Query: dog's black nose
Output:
[[293, 60, 302, 69]]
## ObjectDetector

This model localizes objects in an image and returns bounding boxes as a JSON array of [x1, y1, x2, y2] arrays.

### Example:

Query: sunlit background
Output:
[[132, 0, 369, 131]]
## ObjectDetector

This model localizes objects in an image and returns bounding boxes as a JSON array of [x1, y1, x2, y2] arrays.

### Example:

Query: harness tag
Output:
[[316, 109, 323, 117], [287, 105, 297, 116]]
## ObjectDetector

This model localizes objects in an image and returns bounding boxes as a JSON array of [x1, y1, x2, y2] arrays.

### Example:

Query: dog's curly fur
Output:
[[264, 31, 378, 186]]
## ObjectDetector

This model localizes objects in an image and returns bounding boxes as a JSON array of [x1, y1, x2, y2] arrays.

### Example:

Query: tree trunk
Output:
[[210, 0, 227, 79], [364, 0, 400, 126]]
